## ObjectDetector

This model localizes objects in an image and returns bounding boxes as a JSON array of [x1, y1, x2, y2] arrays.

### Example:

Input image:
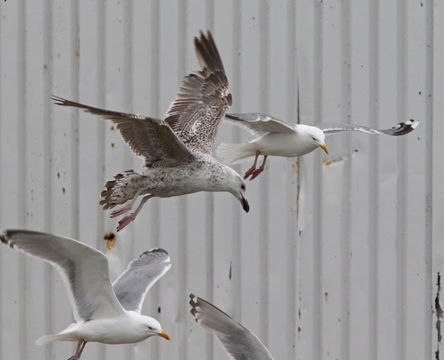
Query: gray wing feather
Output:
[[113, 249, 171, 313], [165, 31, 232, 154], [0, 229, 124, 321], [319, 118, 420, 136], [52, 96, 195, 167], [189, 294, 273, 360], [225, 113, 296, 135]]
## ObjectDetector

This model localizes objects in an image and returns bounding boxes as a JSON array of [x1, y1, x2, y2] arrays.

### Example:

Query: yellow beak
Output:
[[320, 144, 329, 154], [158, 331, 171, 340]]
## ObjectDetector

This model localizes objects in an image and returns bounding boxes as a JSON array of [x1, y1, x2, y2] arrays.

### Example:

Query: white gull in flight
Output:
[[53, 31, 248, 232], [217, 112, 419, 180], [189, 294, 273, 360], [0, 229, 171, 360]]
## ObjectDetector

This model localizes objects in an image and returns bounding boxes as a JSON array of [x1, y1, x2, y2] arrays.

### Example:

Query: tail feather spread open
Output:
[[216, 143, 257, 164]]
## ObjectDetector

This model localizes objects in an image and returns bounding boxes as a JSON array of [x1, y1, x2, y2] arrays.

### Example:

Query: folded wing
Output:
[[0, 229, 124, 321], [113, 249, 171, 313], [165, 31, 232, 154], [52, 96, 195, 167], [189, 294, 273, 360]]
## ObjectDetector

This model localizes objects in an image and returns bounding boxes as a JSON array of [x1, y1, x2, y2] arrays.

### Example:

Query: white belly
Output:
[[60, 317, 150, 344], [252, 133, 318, 157]]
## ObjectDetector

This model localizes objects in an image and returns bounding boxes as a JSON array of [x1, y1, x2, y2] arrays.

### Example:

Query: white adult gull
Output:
[[0, 229, 171, 360], [189, 294, 273, 360], [217, 112, 420, 180], [52, 30, 248, 232]]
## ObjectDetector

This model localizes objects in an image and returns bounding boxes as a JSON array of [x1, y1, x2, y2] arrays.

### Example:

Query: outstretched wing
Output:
[[52, 96, 195, 167], [225, 113, 296, 135], [189, 294, 274, 360], [0, 229, 124, 321], [319, 118, 420, 136], [113, 249, 171, 313], [165, 31, 232, 154]]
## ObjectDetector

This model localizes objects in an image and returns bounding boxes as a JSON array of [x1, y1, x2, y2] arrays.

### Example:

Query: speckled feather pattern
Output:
[[53, 31, 247, 229], [99, 154, 234, 210], [165, 31, 231, 154]]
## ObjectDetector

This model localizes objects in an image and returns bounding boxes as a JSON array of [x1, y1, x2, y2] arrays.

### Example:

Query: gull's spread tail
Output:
[[217, 142, 257, 164]]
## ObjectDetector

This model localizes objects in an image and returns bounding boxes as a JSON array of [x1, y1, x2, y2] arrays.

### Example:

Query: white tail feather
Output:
[[216, 142, 257, 164], [36, 334, 65, 346]]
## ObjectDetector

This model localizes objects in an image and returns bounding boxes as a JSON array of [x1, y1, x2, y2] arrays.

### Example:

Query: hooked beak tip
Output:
[[241, 197, 249, 213], [320, 144, 329, 154], [158, 331, 170, 341]]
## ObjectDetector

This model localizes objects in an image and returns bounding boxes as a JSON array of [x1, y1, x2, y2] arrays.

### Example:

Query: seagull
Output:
[[52, 31, 248, 232], [189, 294, 273, 360], [217, 112, 420, 180], [0, 229, 171, 360]]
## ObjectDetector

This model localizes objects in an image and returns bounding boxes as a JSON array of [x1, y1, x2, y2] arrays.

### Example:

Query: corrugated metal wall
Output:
[[0, 1, 442, 359]]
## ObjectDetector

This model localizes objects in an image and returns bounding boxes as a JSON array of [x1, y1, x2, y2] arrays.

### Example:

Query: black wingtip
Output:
[[388, 118, 420, 136], [139, 248, 169, 258], [0, 230, 13, 248]]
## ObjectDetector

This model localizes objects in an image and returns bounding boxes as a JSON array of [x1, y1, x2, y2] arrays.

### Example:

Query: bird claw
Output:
[[117, 215, 136, 232]]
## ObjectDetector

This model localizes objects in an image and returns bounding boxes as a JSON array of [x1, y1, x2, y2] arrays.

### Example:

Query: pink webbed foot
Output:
[[117, 214, 137, 232], [243, 165, 256, 180], [110, 204, 132, 218], [115, 194, 154, 232], [67, 340, 87, 360], [243, 151, 260, 180], [249, 168, 264, 180], [248, 155, 268, 181]]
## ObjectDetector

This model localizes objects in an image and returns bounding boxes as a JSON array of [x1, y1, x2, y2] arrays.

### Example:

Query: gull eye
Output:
[[241, 184, 246, 190], [148, 326, 153, 330]]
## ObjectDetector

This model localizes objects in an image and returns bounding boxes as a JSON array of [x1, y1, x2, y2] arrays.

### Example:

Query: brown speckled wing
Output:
[[52, 96, 195, 167], [165, 31, 231, 154]]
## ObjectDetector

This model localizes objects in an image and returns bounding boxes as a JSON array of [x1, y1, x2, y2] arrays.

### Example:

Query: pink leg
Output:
[[111, 187, 148, 218], [244, 151, 260, 180], [67, 340, 87, 360], [250, 155, 268, 180], [117, 195, 154, 232]]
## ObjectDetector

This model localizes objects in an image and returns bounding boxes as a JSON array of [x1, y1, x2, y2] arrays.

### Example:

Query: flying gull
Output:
[[0, 229, 171, 360], [189, 294, 273, 360], [53, 31, 248, 232], [217, 112, 419, 180]]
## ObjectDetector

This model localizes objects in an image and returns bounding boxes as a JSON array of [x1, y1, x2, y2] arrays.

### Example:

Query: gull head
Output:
[[141, 316, 170, 341], [223, 166, 249, 213], [303, 125, 328, 154]]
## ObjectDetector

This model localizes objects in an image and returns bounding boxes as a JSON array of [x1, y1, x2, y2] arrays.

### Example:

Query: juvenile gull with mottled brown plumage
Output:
[[53, 31, 248, 231]]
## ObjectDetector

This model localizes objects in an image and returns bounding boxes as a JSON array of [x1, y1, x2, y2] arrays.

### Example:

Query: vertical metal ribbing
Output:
[[258, 0, 270, 347], [43, 0, 54, 358], [286, 0, 297, 358], [0, 1, 3, 356], [424, 0, 434, 359], [149, 2, 161, 360], [395, 1, 407, 360], [312, 1, 322, 359], [341, 0, 352, 359], [368, 0, 379, 358], [177, 2, 188, 360], [123, 3, 135, 359], [70, 0, 80, 241], [96, 1, 106, 359], [17, 1, 27, 360], [150, 0, 161, 249], [231, 0, 242, 323], [205, 2, 215, 360]]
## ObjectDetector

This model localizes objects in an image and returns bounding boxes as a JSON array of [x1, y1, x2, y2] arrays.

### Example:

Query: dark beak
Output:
[[241, 196, 249, 213]]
